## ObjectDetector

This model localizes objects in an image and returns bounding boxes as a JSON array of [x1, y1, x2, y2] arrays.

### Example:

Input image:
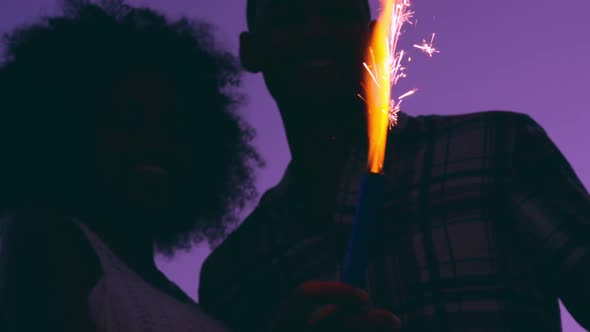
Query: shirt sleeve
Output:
[[508, 115, 590, 327]]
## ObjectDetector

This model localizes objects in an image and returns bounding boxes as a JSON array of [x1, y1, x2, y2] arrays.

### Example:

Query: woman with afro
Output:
[[0, 1, 262, 331]]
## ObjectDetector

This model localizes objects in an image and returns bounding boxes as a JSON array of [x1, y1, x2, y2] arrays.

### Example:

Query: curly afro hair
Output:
[[0, 0, 264, 253]]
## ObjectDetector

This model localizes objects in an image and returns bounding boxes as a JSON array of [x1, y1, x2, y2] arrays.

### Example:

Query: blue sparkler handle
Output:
[[340, 172, 386, 290]]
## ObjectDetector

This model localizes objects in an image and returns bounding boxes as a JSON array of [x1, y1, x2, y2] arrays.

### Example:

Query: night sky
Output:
[[1, 1, 589, 331]]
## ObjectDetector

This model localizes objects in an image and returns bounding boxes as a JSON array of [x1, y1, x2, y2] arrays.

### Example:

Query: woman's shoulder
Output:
[[1, 211, 103, 290], [0, 212, 103, 330]]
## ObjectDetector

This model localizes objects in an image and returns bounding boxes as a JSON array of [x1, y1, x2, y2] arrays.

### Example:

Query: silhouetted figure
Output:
[[199, 1, 590, 332], [0, 1, 262, 331]]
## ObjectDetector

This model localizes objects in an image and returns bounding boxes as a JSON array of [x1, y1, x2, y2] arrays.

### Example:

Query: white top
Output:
[[77, 222, 230, 332]]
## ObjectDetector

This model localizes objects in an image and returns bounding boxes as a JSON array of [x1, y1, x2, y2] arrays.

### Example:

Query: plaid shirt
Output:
[[199, 111, 590, 332]]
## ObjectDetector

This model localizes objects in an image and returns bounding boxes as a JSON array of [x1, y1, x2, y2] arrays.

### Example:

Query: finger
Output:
[[307, 304, 338, 326], [311, 308, 401, 332], [288, 281, 370, 322], [308, 305, 370, 332], [296, 281, 370, 306], [344, 308, 401, 332], [271, 281, 369, 332]]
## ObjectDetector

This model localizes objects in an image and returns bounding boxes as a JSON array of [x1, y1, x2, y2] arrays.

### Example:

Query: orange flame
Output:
[[364, 0, 412, 173], [364, 1, 390, 174]]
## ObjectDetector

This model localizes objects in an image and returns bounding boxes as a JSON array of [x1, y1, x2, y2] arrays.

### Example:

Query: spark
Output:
[[363, 62, 381, 88], [357, 93, 368, 103], [398, 88, 418, 100], [386, 99, 400, 129], [413, 33, 440, 57]]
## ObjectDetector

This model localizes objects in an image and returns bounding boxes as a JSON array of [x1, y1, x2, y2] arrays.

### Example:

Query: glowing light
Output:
[[359, 0, 439, 173], [398, 88, 417, 100], [413, 33, 440, 57], [361, 0, 413, 173]]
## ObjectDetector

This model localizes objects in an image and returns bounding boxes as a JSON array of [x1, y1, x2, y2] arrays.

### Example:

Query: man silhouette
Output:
[[199, 0, 590, 331]]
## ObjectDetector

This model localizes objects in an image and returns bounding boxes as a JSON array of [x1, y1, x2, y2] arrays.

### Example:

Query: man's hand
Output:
[[271, 281, 401, 332]]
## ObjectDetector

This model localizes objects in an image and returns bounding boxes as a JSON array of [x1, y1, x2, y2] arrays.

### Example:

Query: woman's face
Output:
[[94, 72, 192, 220]]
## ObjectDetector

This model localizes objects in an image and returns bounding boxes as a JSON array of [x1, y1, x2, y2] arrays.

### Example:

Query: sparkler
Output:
[[341, 0, 437, 289], [357, 0, 417, 174]]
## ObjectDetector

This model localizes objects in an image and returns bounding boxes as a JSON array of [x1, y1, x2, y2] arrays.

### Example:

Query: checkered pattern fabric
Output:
[[199, 111, 590, 332]]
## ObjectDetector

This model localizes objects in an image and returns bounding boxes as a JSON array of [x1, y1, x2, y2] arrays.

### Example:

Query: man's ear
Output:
[[239, 31, 262, 73]]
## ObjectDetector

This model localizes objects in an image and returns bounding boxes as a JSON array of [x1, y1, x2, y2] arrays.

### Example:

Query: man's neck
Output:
[[277, 98, 368, 212]]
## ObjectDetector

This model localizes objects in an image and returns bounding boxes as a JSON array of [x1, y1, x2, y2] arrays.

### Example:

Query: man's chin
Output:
[[282, 86, 362, 105], [267, 66, 359, 93]]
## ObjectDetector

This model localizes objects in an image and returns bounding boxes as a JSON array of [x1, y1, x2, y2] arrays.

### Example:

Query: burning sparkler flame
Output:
[[361, 0, 438, 173], [341, 0, 439, 290], [362, 0, 413, 174]]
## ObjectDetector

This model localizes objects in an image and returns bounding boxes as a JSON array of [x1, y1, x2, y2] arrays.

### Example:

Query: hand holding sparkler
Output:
[[271, 281, 400, 332], [274, 1, 438, 330], [341, 0, 438, 290], [341, 0, 413, 290]]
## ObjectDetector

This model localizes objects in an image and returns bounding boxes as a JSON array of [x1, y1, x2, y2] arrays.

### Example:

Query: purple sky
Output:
[[1, 0, 589, 331]]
